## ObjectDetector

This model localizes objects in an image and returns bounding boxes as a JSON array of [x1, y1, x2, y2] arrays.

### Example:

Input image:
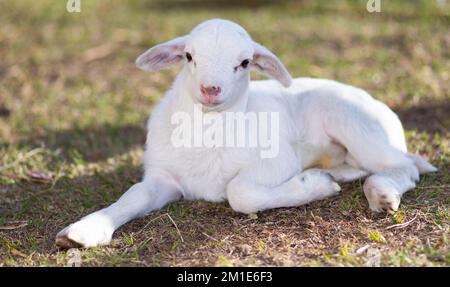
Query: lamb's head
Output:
[[136, 19, 292, 109]]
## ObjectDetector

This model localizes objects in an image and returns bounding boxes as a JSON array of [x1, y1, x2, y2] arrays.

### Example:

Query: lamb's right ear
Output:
[[135, 36, 188, 72]]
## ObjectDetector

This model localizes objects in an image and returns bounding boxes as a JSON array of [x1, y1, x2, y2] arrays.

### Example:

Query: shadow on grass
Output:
[[3, 167, 446, 266], [0, 163, 242, 263], [0, 155, 447, 266], [0, 164, 143, 251], [395, 100, 450, 135], [0, 164, 362, 265], [0, 123, 147, 163]]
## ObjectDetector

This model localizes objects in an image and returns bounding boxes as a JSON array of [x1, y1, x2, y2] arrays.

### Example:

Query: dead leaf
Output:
[[10, 248, 27, 258], [29, 171, 52, 183]]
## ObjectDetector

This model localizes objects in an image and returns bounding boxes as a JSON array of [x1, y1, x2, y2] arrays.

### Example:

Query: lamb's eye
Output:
[[240, 59, 250, 68], [186, 52, 192, 62]]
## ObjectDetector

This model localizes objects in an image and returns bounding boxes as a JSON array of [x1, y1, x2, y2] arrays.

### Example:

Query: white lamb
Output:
[[56, 19, 436, 248]]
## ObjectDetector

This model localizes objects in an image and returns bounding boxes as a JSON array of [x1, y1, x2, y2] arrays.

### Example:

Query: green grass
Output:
[[0, 0, 449, 266]]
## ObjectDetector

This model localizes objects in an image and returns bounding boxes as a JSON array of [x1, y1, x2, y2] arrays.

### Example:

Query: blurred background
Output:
[[0, 0, 449, 266]]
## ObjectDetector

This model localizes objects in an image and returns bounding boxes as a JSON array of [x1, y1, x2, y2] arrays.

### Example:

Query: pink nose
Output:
[[200, 85, 221, 98]]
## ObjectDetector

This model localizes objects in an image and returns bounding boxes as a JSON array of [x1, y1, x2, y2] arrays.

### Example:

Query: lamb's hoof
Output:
[[55, 231, 83, 249], [299, 169, 341, 199], [332, 182, 342, 193], [55, 215, 114, 248], [363, 177, 401, 214]]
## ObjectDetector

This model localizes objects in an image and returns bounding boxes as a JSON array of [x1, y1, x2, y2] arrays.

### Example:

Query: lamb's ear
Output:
[[251, 41, 292, 87], [135, 36, 188, 72]]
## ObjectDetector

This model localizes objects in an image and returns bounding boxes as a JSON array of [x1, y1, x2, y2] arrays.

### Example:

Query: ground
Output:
[[0, 0, 449, 266]]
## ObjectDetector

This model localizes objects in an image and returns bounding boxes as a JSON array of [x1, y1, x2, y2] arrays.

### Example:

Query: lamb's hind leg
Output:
[[326, 119, 422, 213], [333, 139, 419, 213], [340, 140, 420, 213]]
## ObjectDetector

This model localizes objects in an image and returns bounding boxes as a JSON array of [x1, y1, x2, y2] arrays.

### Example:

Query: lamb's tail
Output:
[[408, 153, 438, 174]]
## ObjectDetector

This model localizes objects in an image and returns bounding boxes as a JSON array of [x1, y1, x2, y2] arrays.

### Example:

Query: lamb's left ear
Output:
[[251, 41, 292, 87], [135, 35, 188, 72]]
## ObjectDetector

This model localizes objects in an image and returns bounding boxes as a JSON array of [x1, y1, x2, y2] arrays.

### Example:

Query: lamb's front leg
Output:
[[55, 174, 182, 248], [227, 169, 341, 214]]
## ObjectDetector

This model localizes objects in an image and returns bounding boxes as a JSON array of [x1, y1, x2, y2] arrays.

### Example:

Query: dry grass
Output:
[[0, 0, 449, 266]]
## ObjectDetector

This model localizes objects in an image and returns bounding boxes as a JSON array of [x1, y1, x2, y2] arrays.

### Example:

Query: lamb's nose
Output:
[[200, 85, 221, 97]]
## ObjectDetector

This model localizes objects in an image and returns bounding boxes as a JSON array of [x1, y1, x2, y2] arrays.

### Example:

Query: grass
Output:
[[0, 0, 449, 266]]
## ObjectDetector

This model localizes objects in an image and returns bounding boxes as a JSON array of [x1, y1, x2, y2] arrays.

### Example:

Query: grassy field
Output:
[[0, 0, 449, 266]]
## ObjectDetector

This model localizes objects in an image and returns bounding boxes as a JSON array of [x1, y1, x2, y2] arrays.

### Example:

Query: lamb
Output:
[[55, 19, 437, 248]]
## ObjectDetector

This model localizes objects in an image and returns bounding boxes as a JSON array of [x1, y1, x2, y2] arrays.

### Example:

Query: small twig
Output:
[[187, 220, 219, 242], [386, 216, 417, 230], [134, 214, 166, 236], [202, 232, 219, 242], [165, 213, 184, 243], [134, 213, 184, 243], [0, 221, 28, 231]]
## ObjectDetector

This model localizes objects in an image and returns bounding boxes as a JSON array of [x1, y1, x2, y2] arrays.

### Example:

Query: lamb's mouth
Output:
[[200, 101, 221, 107], [198, 98, 225, 108]]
